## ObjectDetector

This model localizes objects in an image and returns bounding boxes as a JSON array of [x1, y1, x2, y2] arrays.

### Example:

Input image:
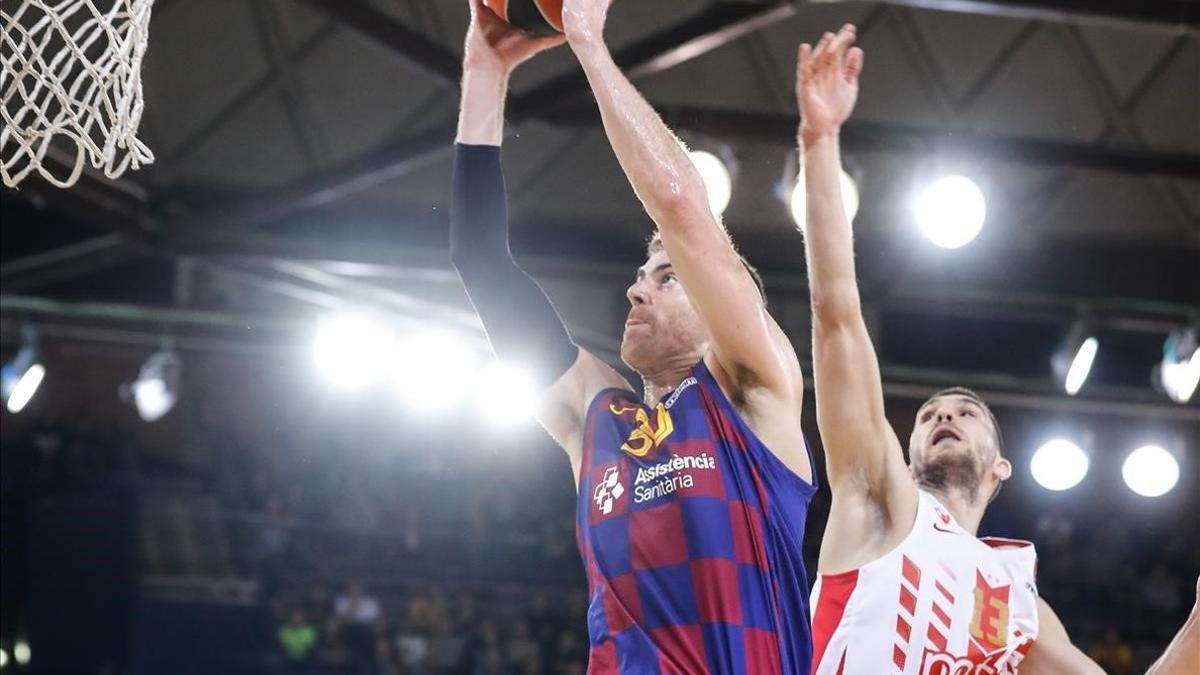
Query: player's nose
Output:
[[626, 280, 648, 306]]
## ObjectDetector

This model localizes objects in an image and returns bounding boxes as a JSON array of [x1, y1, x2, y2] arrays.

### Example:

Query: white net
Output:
[[2, 0, 155, 188]]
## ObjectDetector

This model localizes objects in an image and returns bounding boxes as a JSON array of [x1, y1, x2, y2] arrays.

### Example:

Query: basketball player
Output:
[[797, 24, 1200, 674], [452, 0, 817, 671]]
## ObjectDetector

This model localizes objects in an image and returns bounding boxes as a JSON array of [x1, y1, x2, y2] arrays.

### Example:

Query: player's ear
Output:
[[994, 456, 1012, 482]]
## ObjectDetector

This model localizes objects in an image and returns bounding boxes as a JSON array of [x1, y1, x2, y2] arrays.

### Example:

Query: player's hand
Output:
[[464, 0, 565, 76], [562, 0, 613, 49], [797, 24, 863, 146]]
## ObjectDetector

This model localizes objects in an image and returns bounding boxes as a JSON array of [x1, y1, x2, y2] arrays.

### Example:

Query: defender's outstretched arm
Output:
[[798, 26, 916, 563]]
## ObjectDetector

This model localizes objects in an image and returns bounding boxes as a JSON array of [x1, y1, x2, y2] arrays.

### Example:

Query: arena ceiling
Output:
[[2, 0, 1199, 421]]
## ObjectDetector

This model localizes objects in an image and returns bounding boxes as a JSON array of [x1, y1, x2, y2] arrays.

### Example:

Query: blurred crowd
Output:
[[6, 408, 1198, 675]]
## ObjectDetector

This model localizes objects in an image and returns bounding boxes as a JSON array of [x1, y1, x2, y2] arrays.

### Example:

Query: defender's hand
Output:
[[797, 24, 864, 146], [562, 0, 613, 49], [464, 0, 565, 76]]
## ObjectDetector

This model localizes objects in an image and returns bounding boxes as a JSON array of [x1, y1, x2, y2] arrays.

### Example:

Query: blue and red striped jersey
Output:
[[576, 359, 816, 674]]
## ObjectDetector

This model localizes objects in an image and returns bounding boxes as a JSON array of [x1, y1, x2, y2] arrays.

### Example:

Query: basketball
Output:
[[483, 0, 564, 36]]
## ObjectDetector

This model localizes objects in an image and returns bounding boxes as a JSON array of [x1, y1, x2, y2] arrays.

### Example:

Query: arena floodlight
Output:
[[1030, 439, 1089, 491], [2, 325, 44, 414], [1122, 445, 1180, 498], [688, 149, 733, 218], [1052, 321, 1098, 396], [128, 348, 181, 422], [313, 313, 396, 390], [0, 646, 8, 668], [475, 361, 537, 427], [12, 641, 28, 666], [913, 175, 986, 249], [394, 331, 480, 411], [1156, 327, 1199, 404], [789, 167, 859, 232]]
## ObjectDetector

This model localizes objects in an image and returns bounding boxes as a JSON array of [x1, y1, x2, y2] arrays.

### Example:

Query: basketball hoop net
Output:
[[2, 0, 155, 188]]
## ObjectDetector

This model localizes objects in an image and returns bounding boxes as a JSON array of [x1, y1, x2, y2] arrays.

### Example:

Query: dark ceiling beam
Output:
[[590, 106, 1200, 178], [823, 0, 1200, 32], [5, 294, 1195, 422], [180, 1, 800, 232], [0, 235, 144, 293], [513, 1, 799, 117], [157, 229, 1200, 328], [293, 0, 461, 90]]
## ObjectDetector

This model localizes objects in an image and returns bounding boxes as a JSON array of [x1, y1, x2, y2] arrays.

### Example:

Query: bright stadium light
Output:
[[127, 349, 181, 422], [688, 149, 733, 217], [475, 361, 537, 427], [2, 325, 44, 414], [1030, 439, 1089, 491], [1157, 327, 1199, 404], [394, 331, 480, 410], [790, 168, 859, 232], [1052, 323, 1098, 396], [913, 175, 986, 249], [1122, 445, 1180, 497], [0, 646, 8, 668], [5, 363, 45, 414], [313, 314, 395, 390], [12, 641, 28, 666]]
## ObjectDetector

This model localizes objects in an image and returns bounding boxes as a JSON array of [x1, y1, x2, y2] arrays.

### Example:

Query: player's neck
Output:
[[640, 360, 696, 407], [928, 486, 988, 536]]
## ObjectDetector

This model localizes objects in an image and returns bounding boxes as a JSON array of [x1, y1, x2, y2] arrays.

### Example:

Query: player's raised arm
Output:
[[450, 0, 628, 468], [797, 26, 916, 546], [560, 0, 803, 407]]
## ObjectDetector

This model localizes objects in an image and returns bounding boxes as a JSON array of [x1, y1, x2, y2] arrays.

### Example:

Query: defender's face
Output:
[[619, 250, 707, 373], [909, 395, 997, 475]]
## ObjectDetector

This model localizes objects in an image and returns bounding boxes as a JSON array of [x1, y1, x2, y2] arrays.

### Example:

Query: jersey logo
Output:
[[933, 522, 959, 535], [969, 571, 1011, 652], [611, 403, 675, 457], [593, 466, 624, 515]]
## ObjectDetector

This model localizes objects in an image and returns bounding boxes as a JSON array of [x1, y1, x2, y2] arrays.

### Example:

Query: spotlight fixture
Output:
[[1155, 326, 1199, 404], [124, 348, 181, 422], [2, 325, 44, 414], [1030, 438, 1089, 491], [1052, 321, 1098, 396], [912, 175, 986, 249], [313, 313, 396, 390], [393, 331, 480, 411], [1122, 445, 1180, 498], [475, 360, 537, 427]]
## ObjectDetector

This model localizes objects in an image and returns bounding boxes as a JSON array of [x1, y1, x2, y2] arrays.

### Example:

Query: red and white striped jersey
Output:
[[810, 490, 1039, 675]]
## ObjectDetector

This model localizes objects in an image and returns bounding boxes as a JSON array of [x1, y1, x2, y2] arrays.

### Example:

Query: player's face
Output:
[[908, 395, 1008, 495], [620, 250, 708, 373]]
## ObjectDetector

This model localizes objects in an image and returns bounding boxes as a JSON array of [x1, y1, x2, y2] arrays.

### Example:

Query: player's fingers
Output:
[[798, 43, 813, 84], [813, 31, 834, 64], [537, 34, 568, 51], [829, 23, 857, 62], [844, 46, 864, 82]]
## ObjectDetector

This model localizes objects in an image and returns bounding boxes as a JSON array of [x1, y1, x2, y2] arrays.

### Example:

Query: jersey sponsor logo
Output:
[[632, 451, 717, 504], [593, 466, 625, 515], [917, 647, 1019, 675], [933, 522, 959, 535], [970, 571, 1011, 652]]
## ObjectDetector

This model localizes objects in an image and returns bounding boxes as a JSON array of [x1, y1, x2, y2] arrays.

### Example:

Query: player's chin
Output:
[[620, 334, 653, 372]]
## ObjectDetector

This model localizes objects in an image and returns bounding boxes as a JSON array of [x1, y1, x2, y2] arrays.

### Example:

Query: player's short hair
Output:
[[921, 387, 1004, 457], [645, 232, 767, 305]]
